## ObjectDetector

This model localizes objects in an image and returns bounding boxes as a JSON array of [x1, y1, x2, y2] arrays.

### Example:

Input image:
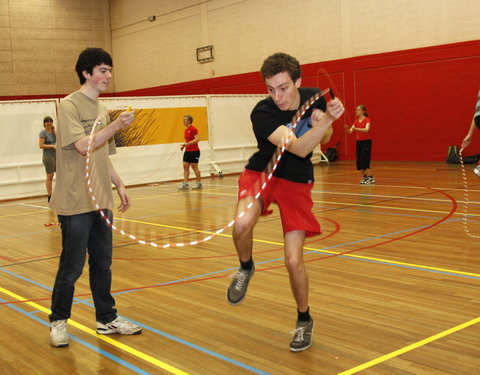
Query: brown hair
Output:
[[43, 116, 53, 124], [260, 53, 301, 82], [358, 105, 368, 117]]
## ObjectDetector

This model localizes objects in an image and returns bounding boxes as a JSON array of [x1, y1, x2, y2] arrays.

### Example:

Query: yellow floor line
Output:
[[305, 248, 480, 278], [0, 286, 189, 375], [117, 217, 232, 238], [337, 316, 480, 374], [117, 218, 480, 278]]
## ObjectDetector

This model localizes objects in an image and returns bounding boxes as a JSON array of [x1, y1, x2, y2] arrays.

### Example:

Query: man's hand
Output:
[[116, 186, 131, 213], [311, 98, 345, 128], [113, 110, 135, 130], [326, 98, 345, 121]]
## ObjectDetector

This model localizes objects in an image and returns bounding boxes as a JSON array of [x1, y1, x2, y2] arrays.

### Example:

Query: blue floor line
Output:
[[0, 269, 271, 375], [1, 211, 476, 374], [1, 298, 150, 375]]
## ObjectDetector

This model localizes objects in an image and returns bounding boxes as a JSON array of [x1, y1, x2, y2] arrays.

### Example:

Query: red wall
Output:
[[3, 41, 479, 161], [113, 40, 480, 161]]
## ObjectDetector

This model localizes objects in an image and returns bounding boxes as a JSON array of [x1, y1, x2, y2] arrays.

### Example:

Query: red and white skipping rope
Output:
[[86, 89, 335, 248], [458, 147, 480, 239]]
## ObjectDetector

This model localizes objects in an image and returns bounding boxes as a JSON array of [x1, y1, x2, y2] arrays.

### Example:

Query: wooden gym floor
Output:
[[1, 161, 479, 375]]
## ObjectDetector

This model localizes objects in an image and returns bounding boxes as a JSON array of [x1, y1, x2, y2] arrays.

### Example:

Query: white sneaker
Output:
[[50, 319, 69, 347], [177, 182, 189, 190], [474, 166, 480, 177], [192, 182, 202, 189], [96, 317, 142, 335]]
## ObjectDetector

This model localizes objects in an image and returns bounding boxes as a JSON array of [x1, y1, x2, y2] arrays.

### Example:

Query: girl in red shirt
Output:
[[345, 105, 374, 184]]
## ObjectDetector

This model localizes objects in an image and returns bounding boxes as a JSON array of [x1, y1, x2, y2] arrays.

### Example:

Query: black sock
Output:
[[240, 258, 253, 271], [297, 307, 311, 322]]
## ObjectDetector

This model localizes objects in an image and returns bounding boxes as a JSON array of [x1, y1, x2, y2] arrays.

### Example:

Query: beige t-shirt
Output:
[[50, 90, 116, 215]]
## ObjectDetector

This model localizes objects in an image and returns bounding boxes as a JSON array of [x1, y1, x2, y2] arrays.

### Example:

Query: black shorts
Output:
[[475, 114, 480, 130], [183, 150, 200, 164], [356, 139, 372, 171]]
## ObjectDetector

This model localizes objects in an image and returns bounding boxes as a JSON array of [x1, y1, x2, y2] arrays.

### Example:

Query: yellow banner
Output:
[[110, 107, 208, 147]]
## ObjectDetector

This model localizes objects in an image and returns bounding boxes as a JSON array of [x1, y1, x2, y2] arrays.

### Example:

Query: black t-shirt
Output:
[[245, 87, 327, 183]]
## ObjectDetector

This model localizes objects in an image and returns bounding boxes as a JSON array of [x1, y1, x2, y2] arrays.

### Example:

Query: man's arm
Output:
[[321, 125, 333, 144], [109, 159, 131, 213], [267, 98, 344, 158], [74, 110, 134, 155]]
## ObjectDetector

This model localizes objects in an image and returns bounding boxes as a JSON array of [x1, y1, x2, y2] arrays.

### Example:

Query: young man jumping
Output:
[[226, 52, 344, 352]]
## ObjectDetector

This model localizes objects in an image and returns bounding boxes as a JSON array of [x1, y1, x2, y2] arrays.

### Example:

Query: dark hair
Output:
[[184, 115, 193, 123], [43, 116, 53, 124], [260, 53, 301, 82], [358, 104, 368, 117], [75, 48, 113, 84]]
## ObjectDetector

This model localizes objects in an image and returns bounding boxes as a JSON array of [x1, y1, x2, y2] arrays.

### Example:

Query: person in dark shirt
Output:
[[226, 52, 344, 352]]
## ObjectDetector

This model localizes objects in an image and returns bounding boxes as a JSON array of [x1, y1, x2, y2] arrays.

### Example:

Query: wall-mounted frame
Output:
[[196, 45, 214, 63]]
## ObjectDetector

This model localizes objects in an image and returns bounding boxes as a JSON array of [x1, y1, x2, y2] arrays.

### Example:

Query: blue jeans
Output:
[[49, 210, 117, 324]]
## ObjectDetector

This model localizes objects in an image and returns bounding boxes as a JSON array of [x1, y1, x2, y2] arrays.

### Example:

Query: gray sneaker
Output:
[[474, 166, 480, 177], [192, 182, 202, 189], [226, 264, 255, 305], [177, 182, 189, 190], [96, 317, 142, 335], [50, 319, 69, 347], [290, 319, 314, 352]]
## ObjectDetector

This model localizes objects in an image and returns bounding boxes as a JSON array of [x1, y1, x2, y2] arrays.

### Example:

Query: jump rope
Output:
[[317, 68, 480, 239], [64, 76, 477, 245], [85, 89, 336, 248], [458, 147, 480, 239]]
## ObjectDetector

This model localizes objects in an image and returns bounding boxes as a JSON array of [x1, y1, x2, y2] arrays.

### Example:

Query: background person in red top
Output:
[[178, 114, 202, 190], [345, 104, 374, 184]]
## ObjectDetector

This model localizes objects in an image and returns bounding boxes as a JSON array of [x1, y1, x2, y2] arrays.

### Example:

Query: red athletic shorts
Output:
[[237, 169, 321, 237]]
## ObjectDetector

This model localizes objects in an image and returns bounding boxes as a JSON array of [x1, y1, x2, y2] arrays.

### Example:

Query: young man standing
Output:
[[177, 114, 202, 190], [226, 53, 344, 352], [49, 47, 142, 347]]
